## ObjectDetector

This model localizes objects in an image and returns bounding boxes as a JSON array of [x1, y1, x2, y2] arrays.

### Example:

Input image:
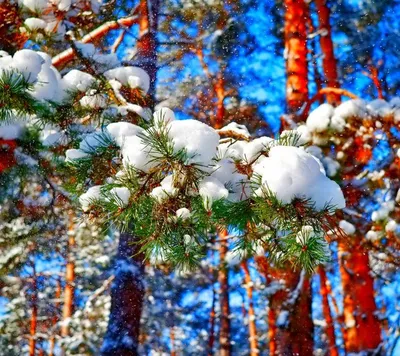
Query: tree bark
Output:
[[218, 231, 231, 356], [318, 266, 339, 356], [255, 256, 313, 356], [338, 238, 382, 354], [61, 212, 75, 338], [101, 233, 145, 356], [29, 271, 38, 356], [315, 0, 341, 105], [241, 261, 259, 355], [284, 0, 309, 114], [101, 2, 159, 354]]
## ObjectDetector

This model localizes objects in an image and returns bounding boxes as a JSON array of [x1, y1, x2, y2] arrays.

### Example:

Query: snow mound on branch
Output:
[[198, 176, 229, 210], [0, 123, 24, 140], [211, 159, 249, 202], [104, 66, 150, 94], [367, 99, 393, 117], [65, 149, 89, 162], [253, 146, 345, 211], [20, 0, 48, 13], [243, 137, 273, 162], [1, 49, 44, 84], [109, 187, 130, 207], [339, 220, 356, 235], [107, 122, 144, 147], [167, 119, 220, 166], [79, 185, 102, 212], [306, 103, 334, 133], [61, 70, 95, 93], [122, 135, 158, 173], [153, 107, 175, 125], [150, 175, 178, 203], [24, 18, 47, 30], [218, 122, 250, 138]]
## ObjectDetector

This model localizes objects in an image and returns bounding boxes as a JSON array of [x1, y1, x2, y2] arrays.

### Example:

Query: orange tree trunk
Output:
[[241, 261, 259, 355], [255, 256, 313, 355], [207, 279, 217, 356], [29, 275, 38, 356], [284, 0, 309, 113], [48, 279, 61, 356], [214, 73, 226, 129], [218, 231, 231, 356], [135, 0, 159, 97], [338, 238, 382, 353], [318, 266, 339, 356], [61, 212, 75, 337], [315, 0, 341, 105]]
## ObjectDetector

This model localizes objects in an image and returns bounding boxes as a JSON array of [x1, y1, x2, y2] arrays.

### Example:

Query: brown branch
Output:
[[110, 30, 126, 53], [52, 15, 139, 69]]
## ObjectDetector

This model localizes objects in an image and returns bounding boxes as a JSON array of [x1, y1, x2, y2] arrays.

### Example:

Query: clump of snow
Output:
[[306, 104, 334, 133], [176, 208, 191, 220], [61, 70, 96, 93], [217, 122, 250, 138], [253, 146, 345, 211], [65, 149, 89, 162], [0, 124, 24, 140], [367, 99, 393, 117], [242, 137, 273, 163], [211, 159, 250, 202], [107, 122, 143, 147], [371, 201, 394, 221], [295, 125, 312, 145], [225, 248, 243, 267], [385, 220, 397, 233], [153, 107, 175, 126], [339, 220, 356, 235], [20, 0, 48, 13], [80, 90, 107, 109], [122, 135, 158, 173], [167, 119, 220, 166], [150, 176, 178, 203], [295, 226, 318, 246], [79, 186, 102, 212], [110, 187, 130, 207], [24, 18, 47, 30], [9, 49, 44, 83], [366, 230, 380, 241], [217, 139, 248, 161], [104, 66, 150, 94], [198, 176, 228, 210]]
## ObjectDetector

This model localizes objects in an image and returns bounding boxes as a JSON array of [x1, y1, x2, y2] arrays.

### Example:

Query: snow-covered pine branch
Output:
[[0, 48, 345, 272]]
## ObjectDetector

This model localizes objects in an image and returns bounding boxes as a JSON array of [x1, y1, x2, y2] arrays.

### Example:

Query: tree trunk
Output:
[[102, 2, 159, 354], [61, 212, 75, 338], [208, 281, 216, 356], [101, 233, 145, 356], [214, 73, 226, 129], [218, 231, 231, 356], [241, 261, 259, 355], [315, 0, 341, 105], [133, 0, 160, 97], [284, 0, 309, 113], [338, 239, 382, 354], [48, 279, 61, 356], [318, 266, 339, 356], [29, 272, 38, 356], [255, 256, 313, 355]]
